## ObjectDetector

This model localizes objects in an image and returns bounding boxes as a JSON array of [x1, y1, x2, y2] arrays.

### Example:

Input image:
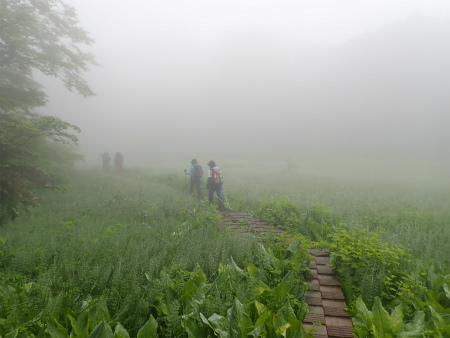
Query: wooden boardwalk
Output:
[[220, 211, 354, 338]]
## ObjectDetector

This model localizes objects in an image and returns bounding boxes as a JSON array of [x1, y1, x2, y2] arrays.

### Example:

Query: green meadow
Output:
[[1, 157, 449, 337]]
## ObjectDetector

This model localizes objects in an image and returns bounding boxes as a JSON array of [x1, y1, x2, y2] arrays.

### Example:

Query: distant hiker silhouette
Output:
[[184, 158, 203, 199], [114, 151, 123, 173], [101, 152, 111, 171]]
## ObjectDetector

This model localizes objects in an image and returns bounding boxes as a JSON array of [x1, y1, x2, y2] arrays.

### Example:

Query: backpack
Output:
[[212, 166, 223, 185], [192, 164, 203, 178]]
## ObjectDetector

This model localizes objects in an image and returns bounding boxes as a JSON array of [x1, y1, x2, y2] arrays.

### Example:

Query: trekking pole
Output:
[[214, 192, 232, 211], [222, 189, 232, 210], [224, 196, 232, 210]]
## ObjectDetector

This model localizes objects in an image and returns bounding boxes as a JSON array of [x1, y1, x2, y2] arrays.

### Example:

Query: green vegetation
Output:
[[0, 169, 315, 337], [1, 156, 449, 337], [222, 157, 449, 337], [0, 0, 95, 223]]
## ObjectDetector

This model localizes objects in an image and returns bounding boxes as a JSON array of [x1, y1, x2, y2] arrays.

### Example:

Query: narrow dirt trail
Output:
[[220, 211, 354, 338]]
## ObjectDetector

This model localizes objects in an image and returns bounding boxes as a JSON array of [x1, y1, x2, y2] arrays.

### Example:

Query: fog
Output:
[[38, 0, 450, 165]]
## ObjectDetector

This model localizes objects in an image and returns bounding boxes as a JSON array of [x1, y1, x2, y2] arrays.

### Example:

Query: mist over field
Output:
[[3, 2, 450, 335], [37, 0, 450, 166]]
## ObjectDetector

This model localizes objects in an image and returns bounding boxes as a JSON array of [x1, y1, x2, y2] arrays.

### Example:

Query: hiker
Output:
[[184, 159, 203, 199], [114, 151, 123, 173], [101, 152, 111, 171], [207, 160, 224, 210]]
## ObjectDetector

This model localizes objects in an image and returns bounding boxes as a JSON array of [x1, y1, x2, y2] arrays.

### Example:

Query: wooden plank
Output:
[[327, 326, 354, 338], [304, 306, 325, 324], [303, 324, 328, 338], [321, 291, 345, 300], [305, 291, 323, 306], [308, 279, 320, 291], [318, 275, 340, 286], [309, 248, 329, 257], [315, 257, 331, 265], [317, 265, 334, 275], [323, 307, 351, 317]]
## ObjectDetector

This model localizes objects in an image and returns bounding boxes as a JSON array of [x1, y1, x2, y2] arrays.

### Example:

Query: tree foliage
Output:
[[0, 0, 96, 223]]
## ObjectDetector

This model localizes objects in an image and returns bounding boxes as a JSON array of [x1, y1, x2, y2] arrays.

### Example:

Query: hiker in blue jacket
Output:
[[184, 159, 203, 199]]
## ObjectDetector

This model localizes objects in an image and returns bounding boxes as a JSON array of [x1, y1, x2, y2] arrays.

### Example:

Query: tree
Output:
[[0, 0, 96, 223]]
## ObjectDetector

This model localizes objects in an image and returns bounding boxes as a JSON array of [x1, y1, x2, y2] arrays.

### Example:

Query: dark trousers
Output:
[[190, 177, 202, 199], [208, 184, 224, 210]]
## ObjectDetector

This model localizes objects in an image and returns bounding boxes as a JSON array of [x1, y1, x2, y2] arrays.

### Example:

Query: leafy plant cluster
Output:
[[0, 237, 314, 338], [257, 196, 334, 240], [254, 196, 450, 336], [324, 225, 411, 310], [321, 225, 450, 337], [0, 170, 318, 338], [352, 270, 450, 337], [152, 239, 313, 338]]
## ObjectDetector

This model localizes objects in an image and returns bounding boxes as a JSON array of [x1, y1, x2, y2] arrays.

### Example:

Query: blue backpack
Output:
[[192, 164, 203, 178]]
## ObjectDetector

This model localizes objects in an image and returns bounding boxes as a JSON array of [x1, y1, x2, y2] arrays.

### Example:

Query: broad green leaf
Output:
[[372, 297, 393, 337], [286, 315, 303, 338], [264, 313, 279, 338], [191, 266, 207, 286], [181, 314, 209, 338], [276, 322, 291, 337], [87, 321, 113, 338], [113, 324, 130, 338], [228, 298, 253, 338], [5, 329, 18, 338], [443, 283, 450, 302], [182, 280, 198, 305], [397, 310, 425, 337], [246, 262, 257, 277], [88, 299, 111, 331], [352, 296, 373, 333], [136, 315, 158, 338], [248, 325, 263, 338], [391, 303, 404, 333], [252, 285, 271, 298], [250, 301, 268, 317], [426, 290, 446, 313], [270, 284, 290, 304], [68, 314, 89, 338], [64, 308, 77, 324], [201, 313, 229, 338], [296, 302, 309, 322], [183, 272, 206, 313], [277, 300, 295, 322], [81, 296, 94, 313], [228, 257, 245, 283], [160, 287, 177, 316], [45, 317, 68, 338], [254, 309, 271, 329]]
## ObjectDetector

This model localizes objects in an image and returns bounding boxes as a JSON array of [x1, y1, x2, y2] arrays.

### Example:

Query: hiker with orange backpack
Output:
[[206, 160, 224, 211], [184, 158, 203, 199]]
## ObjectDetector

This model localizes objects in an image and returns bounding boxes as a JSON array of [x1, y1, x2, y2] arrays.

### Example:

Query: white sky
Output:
[[71, 0, 450, 45], [41, 0, 450, 163]]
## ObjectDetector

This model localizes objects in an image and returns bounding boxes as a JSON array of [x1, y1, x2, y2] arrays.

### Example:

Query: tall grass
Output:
[[1, 168, 261, 333], [2, 157, 448, 335], [220, 157, 450, 268]]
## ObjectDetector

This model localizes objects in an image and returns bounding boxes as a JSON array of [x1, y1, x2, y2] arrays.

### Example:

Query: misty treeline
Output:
[[0, 0, 95, 223]]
